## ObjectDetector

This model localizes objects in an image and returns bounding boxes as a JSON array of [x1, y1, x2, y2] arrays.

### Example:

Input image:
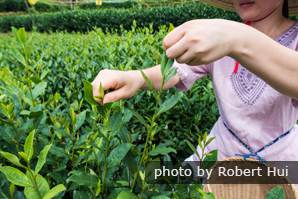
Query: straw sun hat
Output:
[[201, 0, 298, 15]]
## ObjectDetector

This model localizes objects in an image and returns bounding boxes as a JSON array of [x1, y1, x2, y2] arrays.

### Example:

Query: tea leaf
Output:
[[32, 82, 47, 99], [160, 52, 176, 86], [149, 146, 176, 156], [201, 150, 218, 170], [108, 143, 132, 169], [266, 186, 285, 199], [24, 130, 35, 163], [83, 80, 97, 106], [0, 166, 31, 187], [24, 174, 50, 199], [74, 110, 86, 132], [66, 170, 97, 187], [43, 184, 66, 199], [140, 70, 154, 90], [0, 151, 24, 168], [35, 144, 52, 174], [157, 93, 181, 115], [117, 191, 139, 199]]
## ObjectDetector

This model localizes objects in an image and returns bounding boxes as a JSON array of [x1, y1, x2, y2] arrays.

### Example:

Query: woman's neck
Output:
[[250, 7, 295, 39]]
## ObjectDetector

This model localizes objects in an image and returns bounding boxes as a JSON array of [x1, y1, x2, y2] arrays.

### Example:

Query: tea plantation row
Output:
[[0, 26, 218, 198]]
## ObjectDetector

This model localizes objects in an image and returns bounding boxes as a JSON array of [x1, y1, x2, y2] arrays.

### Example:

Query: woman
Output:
[[92, 0, 298, 161]]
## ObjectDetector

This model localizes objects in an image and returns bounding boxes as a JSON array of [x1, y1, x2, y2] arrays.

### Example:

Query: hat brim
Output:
[[201, 0, 298, 15]]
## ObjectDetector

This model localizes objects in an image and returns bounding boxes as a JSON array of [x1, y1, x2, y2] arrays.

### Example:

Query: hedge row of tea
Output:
[[0, 26, 218, 198], [0, 2, 239, 32], [0, 0, 137, 12]]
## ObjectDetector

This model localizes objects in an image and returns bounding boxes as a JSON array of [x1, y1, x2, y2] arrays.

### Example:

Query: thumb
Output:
[[103, 86, 129, 104]]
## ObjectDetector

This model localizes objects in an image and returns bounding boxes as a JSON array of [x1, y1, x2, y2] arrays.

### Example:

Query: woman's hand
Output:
[[92, 69, 144, 104], [163, 19, 245, 65]]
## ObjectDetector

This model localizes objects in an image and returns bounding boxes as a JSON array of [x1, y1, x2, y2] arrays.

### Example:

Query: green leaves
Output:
[[32, 82, 47, 99], [35, 144, 52, 174], [24, 130, 35, 163], [0, 166, 31, 187], [157, 93, 181, 116], [149, 146, 176, 156], [43, 184, 66, 199], [266, 186, 285, 199], [83, 80, 98, 106], [160, 52, 176, 88], [95, 82, 105, 103], [108, 143, 132, 169], [74, 110, 86, 132], [24, 174, 50, 199], [0, 151, 24, 168], [13, 27, 27, 44], [117, 191, 139, 199], [67, 170, 98, 187]]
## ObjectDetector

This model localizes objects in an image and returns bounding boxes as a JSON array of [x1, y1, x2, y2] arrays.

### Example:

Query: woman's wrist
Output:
[[228, 22, 254, 61], [127, 70, 146, 90]]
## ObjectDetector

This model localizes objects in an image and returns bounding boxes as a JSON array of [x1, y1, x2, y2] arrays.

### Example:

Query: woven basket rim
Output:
[[204, 156, 298, 199]]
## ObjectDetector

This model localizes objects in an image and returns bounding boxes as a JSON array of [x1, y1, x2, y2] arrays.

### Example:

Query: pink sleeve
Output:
[[172, 60, 211, 91]]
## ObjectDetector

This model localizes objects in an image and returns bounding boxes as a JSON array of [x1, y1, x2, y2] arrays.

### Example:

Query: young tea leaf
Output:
[[0, 151, 24, 168], [140, 70, 154, 90], [35, 144, 52, 174], [94, 82, 104, 103], [43, 184, 66, 199], [83, 80, 98, 106], [24, 130, 35, 163], [0, 166, 31, 187], [160, 52, 176, 87]]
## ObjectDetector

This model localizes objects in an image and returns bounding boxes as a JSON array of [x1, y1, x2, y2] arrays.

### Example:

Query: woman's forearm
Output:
[[231, 25, 298, 99], [140, 65, 180, 90]]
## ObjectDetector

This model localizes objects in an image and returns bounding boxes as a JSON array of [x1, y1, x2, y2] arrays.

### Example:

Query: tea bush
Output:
[[0, 2, 239, 33], [0, 0, 137, 12], [0, 26, 218, 198]]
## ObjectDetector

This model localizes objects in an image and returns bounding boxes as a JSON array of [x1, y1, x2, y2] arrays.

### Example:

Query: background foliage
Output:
[[0, 2, 240, 32]]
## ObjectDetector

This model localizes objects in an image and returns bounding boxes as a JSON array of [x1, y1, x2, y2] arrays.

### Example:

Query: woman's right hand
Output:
[[92, 69, 144, 104]]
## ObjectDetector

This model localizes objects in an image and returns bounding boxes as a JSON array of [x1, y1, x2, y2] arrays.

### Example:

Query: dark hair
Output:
[[283, 0, 289, 18]]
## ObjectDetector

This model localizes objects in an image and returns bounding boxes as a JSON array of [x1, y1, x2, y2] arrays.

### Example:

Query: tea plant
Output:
[[0, 131, 66, 199], [0, 26, 218, 198]]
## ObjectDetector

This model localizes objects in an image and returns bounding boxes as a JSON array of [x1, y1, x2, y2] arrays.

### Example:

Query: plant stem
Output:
[[131, 114, 157, 190], [27, 167, 43, 199]]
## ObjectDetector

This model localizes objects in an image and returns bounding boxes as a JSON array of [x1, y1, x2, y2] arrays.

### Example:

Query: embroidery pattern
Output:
[[231, 23, 298, 105]]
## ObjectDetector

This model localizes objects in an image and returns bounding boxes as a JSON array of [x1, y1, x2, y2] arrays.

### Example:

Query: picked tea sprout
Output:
[[160, 52, 176, 89], [95, 82, 105, 103]]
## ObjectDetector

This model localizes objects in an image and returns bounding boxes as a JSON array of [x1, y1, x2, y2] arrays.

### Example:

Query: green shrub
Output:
[[0, 0, 66, 12], [0, 0, 137, 13], [0, 0, 26, 12], [79, 0, 138, 9], [0, 26, 218, 198], [0, 2, 240, 32]]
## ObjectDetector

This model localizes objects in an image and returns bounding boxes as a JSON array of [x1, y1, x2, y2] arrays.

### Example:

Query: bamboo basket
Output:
[[204, 157, 298, 199]]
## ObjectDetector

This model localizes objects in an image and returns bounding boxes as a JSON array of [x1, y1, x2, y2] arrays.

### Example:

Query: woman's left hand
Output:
[[163, 19, 246, 65]]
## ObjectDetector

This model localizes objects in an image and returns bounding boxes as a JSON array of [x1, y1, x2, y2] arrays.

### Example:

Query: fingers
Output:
[[166, 36, 188, 60], [163, 25, 186, 50], [103, 86, 130, 104], [175, 49, 194, 64], [92, 69, 118, 103]]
